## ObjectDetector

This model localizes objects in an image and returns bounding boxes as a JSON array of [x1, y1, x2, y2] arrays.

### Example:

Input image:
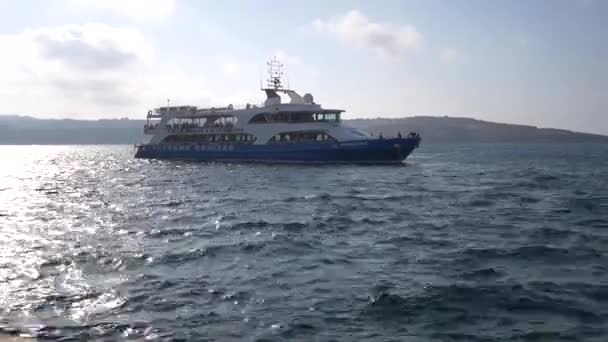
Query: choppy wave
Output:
[[0, 143, 607, 341]]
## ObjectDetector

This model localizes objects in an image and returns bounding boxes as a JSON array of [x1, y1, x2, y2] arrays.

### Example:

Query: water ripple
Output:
[[0, 144, 607, 341]]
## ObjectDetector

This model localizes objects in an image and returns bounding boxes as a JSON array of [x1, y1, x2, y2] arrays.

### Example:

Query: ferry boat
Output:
[[135, 59, 421, 164]]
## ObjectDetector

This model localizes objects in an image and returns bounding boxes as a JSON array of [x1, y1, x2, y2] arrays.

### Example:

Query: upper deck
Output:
[[148, 103, 261, 119], [147, 57, 337, 119], [141, 58, 374, 143]]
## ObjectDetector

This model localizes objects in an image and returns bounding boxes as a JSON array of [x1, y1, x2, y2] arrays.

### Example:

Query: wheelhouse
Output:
[[249, 111, 342, 124]]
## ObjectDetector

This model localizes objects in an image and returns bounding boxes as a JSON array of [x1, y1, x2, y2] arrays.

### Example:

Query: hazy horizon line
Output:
[[2, 113, 606, 137]]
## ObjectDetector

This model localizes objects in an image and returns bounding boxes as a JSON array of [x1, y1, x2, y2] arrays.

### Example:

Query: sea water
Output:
[[0, 143, 607, 341]]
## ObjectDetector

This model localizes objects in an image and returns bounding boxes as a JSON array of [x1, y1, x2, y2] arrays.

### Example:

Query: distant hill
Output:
[[0, 115, 145, 144], [0, 115, 606, 144], [347, 116, 608, 143]]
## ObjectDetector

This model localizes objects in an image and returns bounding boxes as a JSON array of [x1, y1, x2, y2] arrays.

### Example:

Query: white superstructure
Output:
[[142, 58, 371, 146]]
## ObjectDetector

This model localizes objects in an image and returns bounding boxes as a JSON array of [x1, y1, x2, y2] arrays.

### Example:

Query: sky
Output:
[[0, 0, 606, 134]]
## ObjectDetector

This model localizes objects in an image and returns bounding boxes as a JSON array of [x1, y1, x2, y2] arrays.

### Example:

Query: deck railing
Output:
[[152, 103, 265, 117]]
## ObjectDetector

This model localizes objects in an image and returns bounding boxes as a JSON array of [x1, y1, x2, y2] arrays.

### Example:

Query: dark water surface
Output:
[[1, 144, 608, 341]]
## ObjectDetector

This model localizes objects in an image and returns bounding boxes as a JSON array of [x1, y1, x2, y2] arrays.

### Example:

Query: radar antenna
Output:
[[265, 57, 284, 90]]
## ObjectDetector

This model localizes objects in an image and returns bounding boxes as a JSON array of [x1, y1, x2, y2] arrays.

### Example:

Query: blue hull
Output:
[[134, 137, 420, 164]]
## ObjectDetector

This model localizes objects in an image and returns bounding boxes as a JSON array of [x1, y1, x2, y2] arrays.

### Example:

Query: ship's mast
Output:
[[265, 57, 284, 90]]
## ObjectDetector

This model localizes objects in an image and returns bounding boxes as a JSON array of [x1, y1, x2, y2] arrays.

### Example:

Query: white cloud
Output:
[[313, 10, 421, 60], [0, 23, 264, 118], [274, 50, 302, 66], [222, 60, 241, 75], [0, 23, 156, 116], [70, 0, 176, 19], [439, 48, 461, 65]]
